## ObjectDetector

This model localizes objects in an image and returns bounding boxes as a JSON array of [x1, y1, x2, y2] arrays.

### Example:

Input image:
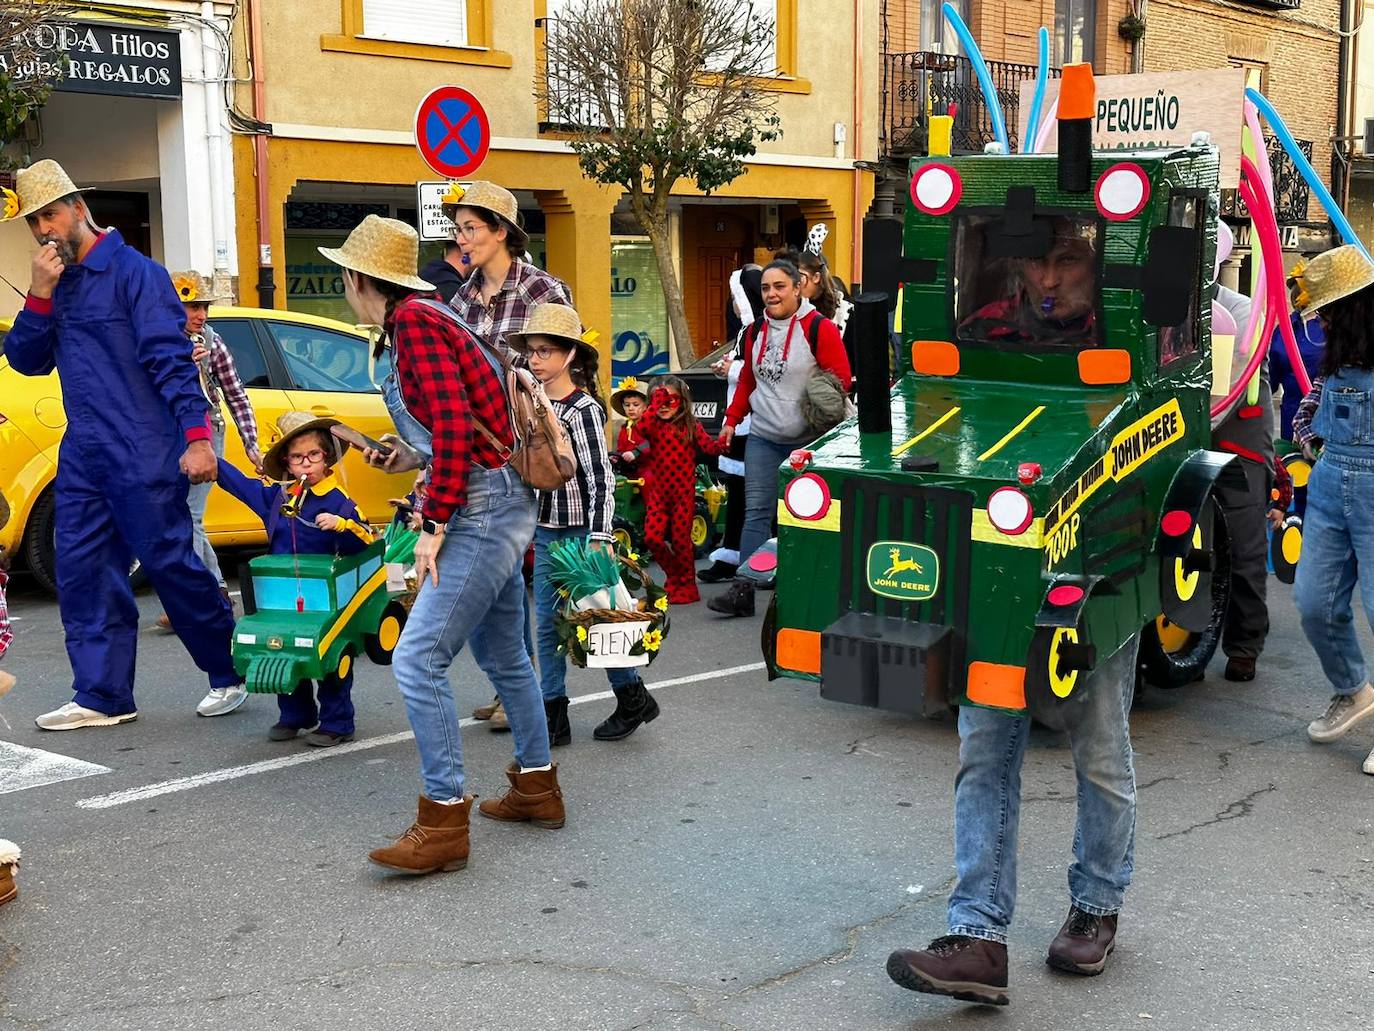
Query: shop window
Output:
[[1055, 0, 1096, 66], [951, 213, 1101, 350], [1158, 194, 1203, 367], [322, 0, 511, 67], [921, 0, 966, 55]]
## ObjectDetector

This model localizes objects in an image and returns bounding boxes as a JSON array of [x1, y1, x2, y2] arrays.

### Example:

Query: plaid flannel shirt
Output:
[[389, 295, 513, 523], [200, 324, 259, 454], [538, 389, 615, 541], [451, 259, 572, 360], [1291, 376, 1325, 450]]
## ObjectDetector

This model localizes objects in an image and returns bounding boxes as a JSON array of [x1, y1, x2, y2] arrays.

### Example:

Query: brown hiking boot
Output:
[[488, 701, 510, 732], [0, 864, 16, 907], [886, 935, 1009, 1006], [368, 795, 471, 875], [1224, 656, 1257, 682], [477, 763, 565, 829], [1046, 907, 1118, 975], [472, 695, 500, 720]]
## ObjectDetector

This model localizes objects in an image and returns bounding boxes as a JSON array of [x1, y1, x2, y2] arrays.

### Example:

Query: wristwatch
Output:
[[421, 517, 445, 535]]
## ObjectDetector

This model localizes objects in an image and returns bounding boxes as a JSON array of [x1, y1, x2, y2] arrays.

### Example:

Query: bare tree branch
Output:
[[0, 1, 73, 168]]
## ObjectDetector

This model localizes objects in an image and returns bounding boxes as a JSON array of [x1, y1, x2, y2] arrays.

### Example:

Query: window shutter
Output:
[[362, 0, 468, 48]]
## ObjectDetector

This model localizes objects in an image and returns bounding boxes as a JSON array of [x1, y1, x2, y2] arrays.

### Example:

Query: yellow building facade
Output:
[[232, 0, 880, 369]]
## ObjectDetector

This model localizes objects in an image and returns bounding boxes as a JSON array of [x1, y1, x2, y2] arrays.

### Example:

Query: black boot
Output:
[[707, 580, 755, 617], [697, 560, 738, 584], [544, 696, 571, 747], [593, 679, 660, 741]]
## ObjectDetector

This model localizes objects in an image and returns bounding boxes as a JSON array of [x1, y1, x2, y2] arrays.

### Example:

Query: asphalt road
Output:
[[0, 561, 1371, 1031]]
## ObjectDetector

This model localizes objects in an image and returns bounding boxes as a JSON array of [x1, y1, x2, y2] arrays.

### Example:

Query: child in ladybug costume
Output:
[[636, 377, 729, 604], [610, 377, 650, 479]]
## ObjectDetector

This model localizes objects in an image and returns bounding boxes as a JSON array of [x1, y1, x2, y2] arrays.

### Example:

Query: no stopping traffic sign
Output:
[[414, 86, 491, 179]]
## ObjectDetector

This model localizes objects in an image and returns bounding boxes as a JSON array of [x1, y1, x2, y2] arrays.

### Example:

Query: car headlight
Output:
[[784, 473, 832, 522], [236, 633, 256, 645], [987, 487, 1034, 535]]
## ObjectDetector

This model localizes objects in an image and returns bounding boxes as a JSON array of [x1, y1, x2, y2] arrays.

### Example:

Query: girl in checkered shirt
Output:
[[508, 304, 661, 746]]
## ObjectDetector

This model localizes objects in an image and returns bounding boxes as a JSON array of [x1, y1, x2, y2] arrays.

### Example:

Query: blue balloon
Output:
[[1247, 88, 1371, 260], [942, 2, 1009, 153], [1023, 27, 1050, 154]]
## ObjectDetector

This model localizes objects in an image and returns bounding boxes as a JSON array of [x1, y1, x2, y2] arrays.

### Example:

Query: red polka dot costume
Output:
[[638, 389, 728, 604]]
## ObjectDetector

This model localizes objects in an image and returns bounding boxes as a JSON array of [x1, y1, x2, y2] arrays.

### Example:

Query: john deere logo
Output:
[[866, 542, 939, 601]]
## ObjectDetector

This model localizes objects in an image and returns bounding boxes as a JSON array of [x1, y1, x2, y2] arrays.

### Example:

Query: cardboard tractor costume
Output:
[[611, 466, 727, 560], [765, 67, 1246, 726]]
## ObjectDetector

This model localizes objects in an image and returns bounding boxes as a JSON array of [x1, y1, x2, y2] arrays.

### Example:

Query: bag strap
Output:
[[408, 297, 514, 458], [804, 310, 824, 354]]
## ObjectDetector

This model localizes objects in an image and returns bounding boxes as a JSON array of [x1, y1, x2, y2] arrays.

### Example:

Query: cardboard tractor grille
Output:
[[766, 134, 1246, 728]]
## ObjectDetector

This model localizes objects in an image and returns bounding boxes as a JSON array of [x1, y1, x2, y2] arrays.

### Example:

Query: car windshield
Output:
[[253, 577, 332, 612], [952, 214, 1101, 349]]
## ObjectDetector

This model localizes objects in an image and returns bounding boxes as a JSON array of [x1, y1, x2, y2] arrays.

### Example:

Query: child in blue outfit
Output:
[[216, 412, 374, 746]]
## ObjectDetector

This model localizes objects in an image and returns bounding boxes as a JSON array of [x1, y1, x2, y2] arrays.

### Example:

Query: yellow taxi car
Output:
[[0, 306, 413, 594]]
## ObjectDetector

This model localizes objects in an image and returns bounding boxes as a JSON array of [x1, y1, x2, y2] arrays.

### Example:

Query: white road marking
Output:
[[0, 741, 112, 795], [75, 662, 766, 810]]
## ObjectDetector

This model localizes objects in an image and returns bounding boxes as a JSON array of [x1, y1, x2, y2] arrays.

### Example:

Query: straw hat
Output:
[[1292, 245, 1374, 316], [507, 303, 600, 365], [2, 160, 94, 221], [317, 215, 435, 292], [442, 180, 529, 248], [169, 270, 230, 305], [262, 411, 343, 482], [610, 375, 649, 418]]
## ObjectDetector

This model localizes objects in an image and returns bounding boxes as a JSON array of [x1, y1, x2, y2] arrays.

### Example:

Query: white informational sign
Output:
[[585, 620, 652, 669], [416, 181, 465, 242], [1017, 67, 1245, 188]]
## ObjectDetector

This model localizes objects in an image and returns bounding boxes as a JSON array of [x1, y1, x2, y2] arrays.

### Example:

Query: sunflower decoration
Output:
[[616, 375, 640, 394], [581, 328, 601, 346], [442, 181, 466, 205], [549, 537, 670, 667], [1288, 259, 1311, 312], [172, 274, 200, 302], [1, 187, 18, 222]]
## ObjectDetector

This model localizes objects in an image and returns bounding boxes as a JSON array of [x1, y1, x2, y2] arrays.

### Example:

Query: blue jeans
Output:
[[947, 635, 1140, 943], [738, 431, 810, 571], [382, 370, 434, 462], [392, 466, 548, 801], [533, 525, 639, 701], [1294, 452, 1374, 696], [187, 424, 227, 588]]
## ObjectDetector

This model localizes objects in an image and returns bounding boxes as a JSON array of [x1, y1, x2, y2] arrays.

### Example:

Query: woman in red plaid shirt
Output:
[[318, 215, 566, 878]]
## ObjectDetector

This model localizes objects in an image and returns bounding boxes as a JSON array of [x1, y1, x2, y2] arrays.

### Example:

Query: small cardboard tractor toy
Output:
[[611, 466, 727, 560], [766, 65, 1248, 726], [232, 526, 412, 694]]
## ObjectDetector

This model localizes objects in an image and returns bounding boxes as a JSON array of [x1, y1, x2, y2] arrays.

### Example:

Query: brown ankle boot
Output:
[[0, 863, 17, 906], [477, 764, 565, 829], [368, 795, 471, 874]]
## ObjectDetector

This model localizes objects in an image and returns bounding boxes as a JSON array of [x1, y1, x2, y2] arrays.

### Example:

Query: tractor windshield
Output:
[[253, 577, 332, 613], [952, 213, 1101, 350]]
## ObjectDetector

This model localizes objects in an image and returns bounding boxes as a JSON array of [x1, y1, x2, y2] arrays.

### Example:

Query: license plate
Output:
[[693, 402, 718, 419]]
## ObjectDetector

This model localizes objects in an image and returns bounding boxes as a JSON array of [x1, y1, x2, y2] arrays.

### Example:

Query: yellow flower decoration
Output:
[[642, 628, 663, 652], [616, 376, 640, 394], [1289, 260, 1312, 310], [172, 274, 199, 302], [654, 596, 669, 612], [442, 181, 466, 205], [581, 328, 601, 346], [1, 187, 19, 221], [627, 550, 639, 563], [576, 626, 588, 643]]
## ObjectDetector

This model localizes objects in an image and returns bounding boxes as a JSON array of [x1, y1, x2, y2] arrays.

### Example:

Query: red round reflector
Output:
[[1047, 584, 1085, 607], [1161, 510, 1193, 537]]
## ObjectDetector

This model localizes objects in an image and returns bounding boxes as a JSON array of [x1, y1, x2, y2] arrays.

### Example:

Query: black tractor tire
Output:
[[1140, 501, 1231, 688], [25, 489, 149, 597]]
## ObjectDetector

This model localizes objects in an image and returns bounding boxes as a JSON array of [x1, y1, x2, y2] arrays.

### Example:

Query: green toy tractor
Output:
[[233, 526, 412, 694], [766, 139, 1245, 725], [611, 465, 728, 561]]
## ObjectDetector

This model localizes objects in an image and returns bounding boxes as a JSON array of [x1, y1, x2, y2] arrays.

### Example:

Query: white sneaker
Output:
[[1364, 747, 1374, 776], [1308, 683, 1374, 743], [35, 701, 137, 731], [197, 685, 248, 717]]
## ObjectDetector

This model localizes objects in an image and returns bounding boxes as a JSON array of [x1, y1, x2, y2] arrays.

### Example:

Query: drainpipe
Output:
[[851, 0, 864, 288], [201, 2, 230, 281], [247, 0, 275, 308]]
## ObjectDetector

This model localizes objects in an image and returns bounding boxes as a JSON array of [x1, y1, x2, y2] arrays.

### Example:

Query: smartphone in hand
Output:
[[331, 424, 394, 458]]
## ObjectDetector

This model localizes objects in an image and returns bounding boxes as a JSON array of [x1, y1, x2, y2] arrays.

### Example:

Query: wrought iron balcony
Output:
[[1220, 134, 1313, 225], [881, 50, 1055, 159]]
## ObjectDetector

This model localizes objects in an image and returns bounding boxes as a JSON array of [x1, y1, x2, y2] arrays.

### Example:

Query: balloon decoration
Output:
[[1022, 27, 1051, 155], [941, 2, 1009, 154]]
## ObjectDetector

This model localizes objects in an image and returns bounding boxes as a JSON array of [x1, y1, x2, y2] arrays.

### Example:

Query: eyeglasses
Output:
[[287, 449, 327, 465], [454, 222, 487, 240], [529, 346, 568, 361]]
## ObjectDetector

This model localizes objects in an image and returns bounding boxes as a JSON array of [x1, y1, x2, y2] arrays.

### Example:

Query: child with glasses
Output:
[[214, 412, 375, 746]]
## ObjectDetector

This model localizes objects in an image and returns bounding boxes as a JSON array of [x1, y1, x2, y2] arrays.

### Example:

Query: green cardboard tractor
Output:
[[611, 465, 728, 560], [233, 525, 413, 694], [766, 140, 1245, 724]]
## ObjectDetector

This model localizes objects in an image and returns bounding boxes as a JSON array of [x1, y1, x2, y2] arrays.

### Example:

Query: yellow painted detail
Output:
[[1049, 628, 1080, 699], [337, 652, 353, 680], [1174, 526, 1203, 602], [691, 514, 710, 547], [1155, 615, 1192, 655], [1288, 459, 1312, 489], [978, 406, 1045, 462], [319, 566, 388, 658], [893, 407, 961, 457], [1282, 525, 1303, 565], [1109, 398, 1185, 480], [971, 510, 1044, 549], [777, 498, 842, 533], [378, 613, 402, 651]]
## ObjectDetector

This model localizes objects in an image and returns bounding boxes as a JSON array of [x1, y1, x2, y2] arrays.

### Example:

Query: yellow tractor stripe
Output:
[[893, 406, 961, 457], [318, 567, 389, 658], [978, 406, 1045, 462]]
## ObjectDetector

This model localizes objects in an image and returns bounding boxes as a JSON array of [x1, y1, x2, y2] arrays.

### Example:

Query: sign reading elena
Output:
[[585, 621, 652, 669], [866, 542, 940, 602], [0, 21, 182, 101], [1017, 68, 1244, 188]]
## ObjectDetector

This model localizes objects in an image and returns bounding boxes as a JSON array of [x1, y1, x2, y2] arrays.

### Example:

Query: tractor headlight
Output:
[[987, 487, 1034, 536], [236, 633, 256, 645], [784, 473, 832, 522]]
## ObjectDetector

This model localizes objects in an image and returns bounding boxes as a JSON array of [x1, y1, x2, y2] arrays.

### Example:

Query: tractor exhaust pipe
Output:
[[853, 292, 892, 435]]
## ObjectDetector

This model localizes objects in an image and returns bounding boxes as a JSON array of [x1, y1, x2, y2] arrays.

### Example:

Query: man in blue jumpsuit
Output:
[[2, 160, 245, 730]]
